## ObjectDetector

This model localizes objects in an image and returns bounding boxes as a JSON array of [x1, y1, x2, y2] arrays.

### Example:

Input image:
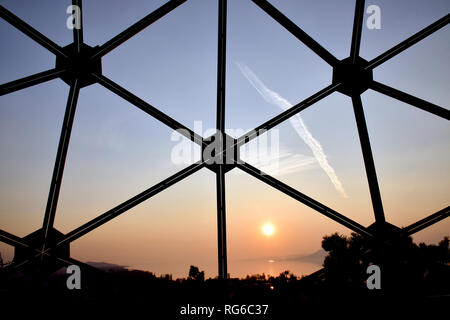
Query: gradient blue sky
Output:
[[1, 0, 449, 277]]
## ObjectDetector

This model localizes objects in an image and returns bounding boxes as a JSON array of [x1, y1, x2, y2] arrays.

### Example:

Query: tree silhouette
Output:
[[321, 233, 450, 295], [188, 265, 205, 282]]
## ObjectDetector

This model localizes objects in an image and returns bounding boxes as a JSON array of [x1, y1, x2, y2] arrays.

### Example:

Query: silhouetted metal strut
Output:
[[73, 0, 83, 53], [370, 81, 450, 120], [0, 68, 66, 96], [216, 0, 228, 280], [350, 0, 365, 63], [365, 14, 450, 71], [251, 0, 339, 66], [404, 206, 450, 236], [42, 79, 80, 248], [0, 5, 67, 58], [352, 96, 385, 226], [91, 0, 188, 59]]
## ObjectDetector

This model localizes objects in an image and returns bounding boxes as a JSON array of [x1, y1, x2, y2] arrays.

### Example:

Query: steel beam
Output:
[[72, 0, 83, 53], [57, 161, 205, 247], [216, 165, 228, 279], [351, 95, 385, 225], [366, 14, 450, 70], [92, 73, 205, 147], [371, 81, 450, 121], [42, 79, 80, 245], [0, 5, 67, 58], [0, 229, 28, 248], [251, 0, 339, 66], [0, 68, 65, 96], [404, 206, 449, 236], [91, 0, 187, 59], [236, 83, 340, 146], [216, 0, 228, 280], [3, 255, 35, 272], [350, 0, 365, 63], [237, 162, 373, 237], [0, 230, 41, 272]]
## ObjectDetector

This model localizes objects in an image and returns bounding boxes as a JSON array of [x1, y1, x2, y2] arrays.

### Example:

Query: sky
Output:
[[0, 0, 449, 278]]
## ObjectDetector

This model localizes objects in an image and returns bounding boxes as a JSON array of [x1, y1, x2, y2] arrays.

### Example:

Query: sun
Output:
[[262, 223, 275, 237]]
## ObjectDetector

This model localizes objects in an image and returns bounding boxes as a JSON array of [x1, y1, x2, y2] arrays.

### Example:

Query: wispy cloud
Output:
[[239, 145, 317, 177], [237, 62, 348, 198]]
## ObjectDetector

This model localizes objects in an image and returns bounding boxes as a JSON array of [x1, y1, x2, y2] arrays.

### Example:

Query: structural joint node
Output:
[[333, 57, 373, 96], [56, 43, 102, 88], [202, 132, 239, 173], [367, 222, 403, 244], [14, 228, 70, 276]]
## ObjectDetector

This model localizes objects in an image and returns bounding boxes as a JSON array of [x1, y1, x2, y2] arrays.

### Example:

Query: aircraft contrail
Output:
[[237, 62, 348, 198]]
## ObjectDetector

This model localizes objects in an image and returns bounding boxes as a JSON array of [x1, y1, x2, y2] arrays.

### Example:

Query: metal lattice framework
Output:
[[0, 0, 449, 279]]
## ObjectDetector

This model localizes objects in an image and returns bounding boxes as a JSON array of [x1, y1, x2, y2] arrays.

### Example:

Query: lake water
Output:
[[129, 259, 323, 279], [228, 259, 322, 278]]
